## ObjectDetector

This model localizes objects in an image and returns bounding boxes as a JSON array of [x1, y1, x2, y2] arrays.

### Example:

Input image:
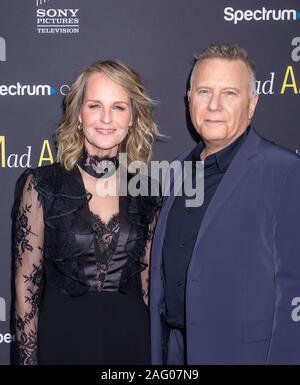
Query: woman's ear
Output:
[[129, 115, 133, 127]]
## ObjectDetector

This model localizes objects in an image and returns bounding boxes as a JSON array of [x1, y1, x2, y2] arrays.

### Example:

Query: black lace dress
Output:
[[12, 163, 160, 365]]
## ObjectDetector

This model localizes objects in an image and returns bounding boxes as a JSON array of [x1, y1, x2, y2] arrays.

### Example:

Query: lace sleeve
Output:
[[13, 172, 44, 365], [141, 211, 159, 306]]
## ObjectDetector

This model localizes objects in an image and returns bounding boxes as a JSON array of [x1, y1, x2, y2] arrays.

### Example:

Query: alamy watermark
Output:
[[291, 297, 300, 322], [93, 153, 204, 208]]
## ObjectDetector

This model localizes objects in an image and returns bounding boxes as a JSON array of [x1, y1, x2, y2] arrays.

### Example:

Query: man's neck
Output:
[[201, 143, 228, 161], [201, 131, 248, 161]]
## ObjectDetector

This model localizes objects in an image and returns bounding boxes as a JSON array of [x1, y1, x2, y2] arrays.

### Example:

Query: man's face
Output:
[[188, 58, 258, 148]]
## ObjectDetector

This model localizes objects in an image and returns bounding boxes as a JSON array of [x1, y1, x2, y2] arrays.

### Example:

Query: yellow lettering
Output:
[[280, 66, 298, 94], [0, 136, 5, 167], [38, 140, 54, 166]]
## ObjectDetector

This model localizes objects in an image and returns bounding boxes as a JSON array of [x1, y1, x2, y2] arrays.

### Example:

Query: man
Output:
[[150, 43, 300, 364]]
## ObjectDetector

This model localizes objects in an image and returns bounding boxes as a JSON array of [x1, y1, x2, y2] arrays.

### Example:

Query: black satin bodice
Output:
[[12, 163, 160, 298], [80, 197, 131, 292]]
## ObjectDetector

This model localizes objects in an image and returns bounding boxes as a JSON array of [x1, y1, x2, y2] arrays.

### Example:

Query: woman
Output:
[[12, 60, 160, 365]]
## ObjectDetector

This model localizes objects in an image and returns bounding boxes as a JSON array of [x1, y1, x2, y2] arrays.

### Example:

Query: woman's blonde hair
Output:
[[55, 60, 159, 171]]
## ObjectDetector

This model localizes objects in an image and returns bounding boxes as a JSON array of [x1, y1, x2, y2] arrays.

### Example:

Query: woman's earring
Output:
[[127, 125, 132, 136]]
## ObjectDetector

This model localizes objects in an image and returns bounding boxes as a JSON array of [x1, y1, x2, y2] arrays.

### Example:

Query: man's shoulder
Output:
[[257, 132, 300, 170], [173, 146, 195, 162]]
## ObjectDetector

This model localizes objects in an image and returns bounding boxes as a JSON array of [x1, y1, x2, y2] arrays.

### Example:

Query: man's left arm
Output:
[[267, 159, 300, 364]]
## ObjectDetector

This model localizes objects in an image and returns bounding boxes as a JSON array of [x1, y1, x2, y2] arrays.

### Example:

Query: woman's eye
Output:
[[113, 105, 126, 111], [88, 104, 100, 109]]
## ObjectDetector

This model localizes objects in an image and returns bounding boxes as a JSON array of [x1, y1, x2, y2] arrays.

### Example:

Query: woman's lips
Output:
[[95, 128, 116, 135]]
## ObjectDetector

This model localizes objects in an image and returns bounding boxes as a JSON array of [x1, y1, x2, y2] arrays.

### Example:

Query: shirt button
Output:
[[179, 243, 184, 248]]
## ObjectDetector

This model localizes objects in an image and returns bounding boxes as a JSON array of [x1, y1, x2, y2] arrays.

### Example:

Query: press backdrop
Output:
[[0, 0, 299, 364]]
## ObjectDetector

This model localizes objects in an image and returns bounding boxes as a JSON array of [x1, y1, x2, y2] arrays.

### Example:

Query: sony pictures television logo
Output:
[[35, 0, 80, 34]]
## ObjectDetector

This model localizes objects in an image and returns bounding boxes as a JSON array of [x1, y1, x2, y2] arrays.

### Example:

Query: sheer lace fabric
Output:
[[89, 212, 120, 291], [14, 174, 44, 365]]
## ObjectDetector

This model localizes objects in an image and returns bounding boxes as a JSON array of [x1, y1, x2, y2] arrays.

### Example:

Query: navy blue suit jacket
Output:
[[150, 127, 300, 364]]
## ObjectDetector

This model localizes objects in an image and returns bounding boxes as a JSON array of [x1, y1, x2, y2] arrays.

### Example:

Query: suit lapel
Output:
[[191, 127, 261, 252], [152, 149, 193, 267]]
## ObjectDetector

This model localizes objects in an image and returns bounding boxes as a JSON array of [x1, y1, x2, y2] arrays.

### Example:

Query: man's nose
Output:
[[208, 92, 222, 111]]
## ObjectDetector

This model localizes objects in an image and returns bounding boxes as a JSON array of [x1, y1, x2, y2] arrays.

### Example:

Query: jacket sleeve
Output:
[[12, 170, 44, 365], [267, 159, 300, 364]]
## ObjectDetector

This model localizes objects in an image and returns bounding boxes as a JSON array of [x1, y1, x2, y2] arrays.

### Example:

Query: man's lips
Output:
[[204, 119, 225, 125]]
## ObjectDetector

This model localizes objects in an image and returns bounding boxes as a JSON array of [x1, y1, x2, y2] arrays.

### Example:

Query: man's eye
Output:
[[224, 91, 236, 96], [198, 89, 209, 94]]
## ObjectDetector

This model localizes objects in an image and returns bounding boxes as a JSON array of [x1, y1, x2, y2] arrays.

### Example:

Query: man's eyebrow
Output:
[[222, 87, 239, 90], [194, 86, 211, 90], [194, 86, 240, 91]]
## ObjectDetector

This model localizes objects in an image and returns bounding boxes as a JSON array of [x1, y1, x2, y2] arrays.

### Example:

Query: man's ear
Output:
[[187, 89, 191, 103], [248, 93, 259, 121]]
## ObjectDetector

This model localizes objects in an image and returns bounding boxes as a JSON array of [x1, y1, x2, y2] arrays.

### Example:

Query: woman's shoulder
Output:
[[16, 162, 60, 186], [14, 163, 67, 199], [12, 163, 63, 219], [31, 162, 65, 180], [16, 162, 63, 180]]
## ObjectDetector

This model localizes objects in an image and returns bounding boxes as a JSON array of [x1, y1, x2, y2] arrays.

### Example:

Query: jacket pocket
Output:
[[242, 318, 273, 343]]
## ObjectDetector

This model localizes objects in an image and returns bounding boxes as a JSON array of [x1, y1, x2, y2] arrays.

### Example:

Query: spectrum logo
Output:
[[0, 83, 56, 96], [224, 7, 300, 24]]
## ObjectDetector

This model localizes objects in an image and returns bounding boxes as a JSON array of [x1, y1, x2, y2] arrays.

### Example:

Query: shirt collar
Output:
[[189, 125, 250, 171]]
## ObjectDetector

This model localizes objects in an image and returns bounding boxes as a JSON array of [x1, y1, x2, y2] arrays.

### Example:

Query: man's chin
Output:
[[201, 134, 226, 143]]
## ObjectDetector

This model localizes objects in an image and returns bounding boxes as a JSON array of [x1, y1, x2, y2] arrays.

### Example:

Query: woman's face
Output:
[[79, 71, 132, 157]]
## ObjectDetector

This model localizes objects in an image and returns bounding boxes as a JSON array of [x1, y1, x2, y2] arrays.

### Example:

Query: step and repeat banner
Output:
[[0, 0, 299, 364]]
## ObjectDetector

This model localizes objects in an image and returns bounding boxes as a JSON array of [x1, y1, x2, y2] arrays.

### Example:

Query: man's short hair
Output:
[[190, 43, 257, 96]]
